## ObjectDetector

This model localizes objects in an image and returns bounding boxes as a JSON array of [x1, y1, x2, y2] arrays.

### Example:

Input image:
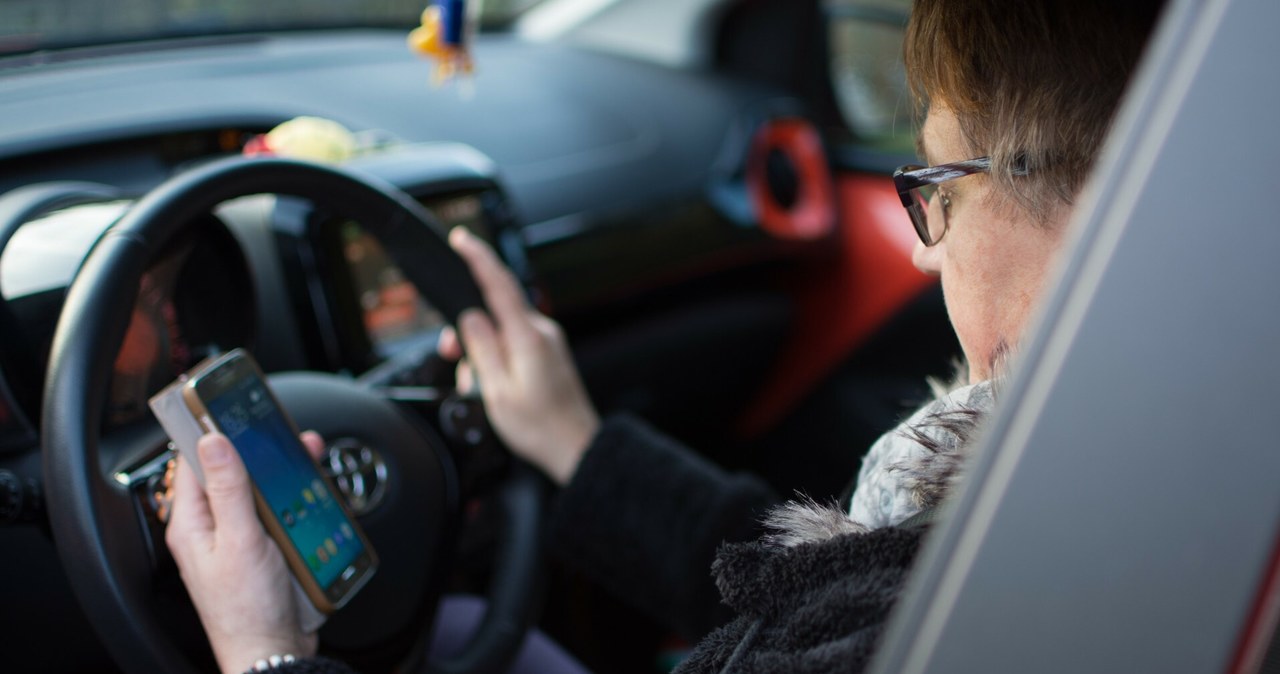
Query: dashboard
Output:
[[0, 29, 823, 450]]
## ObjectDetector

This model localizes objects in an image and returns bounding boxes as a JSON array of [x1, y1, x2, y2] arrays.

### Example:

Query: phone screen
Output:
[[202, 371, 366, 591]]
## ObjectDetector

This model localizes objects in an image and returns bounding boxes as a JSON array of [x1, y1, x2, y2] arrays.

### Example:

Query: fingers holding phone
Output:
[[166, 433, 317, 674], [299, 431, 325, 462], [155, 349, 377, 672], [175, 350, 378, 613]]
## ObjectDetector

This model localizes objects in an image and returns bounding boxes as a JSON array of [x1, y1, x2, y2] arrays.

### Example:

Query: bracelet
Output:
[[245, 654, 296, 672]]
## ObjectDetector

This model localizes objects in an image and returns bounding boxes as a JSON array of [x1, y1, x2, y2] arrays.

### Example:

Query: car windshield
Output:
[[0, 0, 547, 54]]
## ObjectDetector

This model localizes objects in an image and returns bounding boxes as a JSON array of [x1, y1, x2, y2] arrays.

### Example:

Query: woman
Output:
[[166, 1, 1164, 672]]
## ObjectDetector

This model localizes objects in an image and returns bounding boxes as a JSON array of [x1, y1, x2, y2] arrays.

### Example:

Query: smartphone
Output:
[[181, 349, 377, 613]]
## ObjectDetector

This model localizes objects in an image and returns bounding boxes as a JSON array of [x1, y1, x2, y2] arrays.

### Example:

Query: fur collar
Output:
[[761, 375, 997, 548]]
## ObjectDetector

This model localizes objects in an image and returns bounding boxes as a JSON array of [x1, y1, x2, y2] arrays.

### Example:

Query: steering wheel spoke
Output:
[[105, 429, 177, 571]]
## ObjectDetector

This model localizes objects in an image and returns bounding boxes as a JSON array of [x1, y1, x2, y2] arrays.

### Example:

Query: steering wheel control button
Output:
[[0, 469, 42, 524], [438, 392, 509, 494], [323, 439, 388, 516], [439, 393, 492, 448]]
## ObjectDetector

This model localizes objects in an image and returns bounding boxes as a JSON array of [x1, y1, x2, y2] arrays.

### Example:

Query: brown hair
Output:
[[904, 0, 1164, 218]]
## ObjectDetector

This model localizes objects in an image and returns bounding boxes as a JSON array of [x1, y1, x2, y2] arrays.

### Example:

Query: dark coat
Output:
[[550, 414, 783, 640], [674, 525, 924, 674]]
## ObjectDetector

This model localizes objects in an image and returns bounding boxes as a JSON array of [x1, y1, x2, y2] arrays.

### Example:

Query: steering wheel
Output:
[[41, 157, 547, 674]]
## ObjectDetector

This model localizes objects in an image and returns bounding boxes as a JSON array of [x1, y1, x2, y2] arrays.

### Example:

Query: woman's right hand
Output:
[[165, 433, 324, 674], [439, 227, 600, 485]]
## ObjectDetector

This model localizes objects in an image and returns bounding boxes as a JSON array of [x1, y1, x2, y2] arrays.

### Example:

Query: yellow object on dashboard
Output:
[[262, 117, 357, 164]]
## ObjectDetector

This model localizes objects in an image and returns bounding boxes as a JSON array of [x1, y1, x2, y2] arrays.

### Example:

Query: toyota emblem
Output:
[[322, 438, 388, 516]]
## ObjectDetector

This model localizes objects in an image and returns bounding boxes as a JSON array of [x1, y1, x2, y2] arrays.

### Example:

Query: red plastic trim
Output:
[[738, 173, 937, 437], [747, 118, 836, 241], [1226, 526, 1280, 674]]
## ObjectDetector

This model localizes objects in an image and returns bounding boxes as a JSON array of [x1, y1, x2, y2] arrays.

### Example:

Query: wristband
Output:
[[245, 654, 296, 672]]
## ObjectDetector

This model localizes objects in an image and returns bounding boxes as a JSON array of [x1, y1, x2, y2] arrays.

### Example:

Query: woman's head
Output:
[[905, 0, 1161, 215], [902, 0, 1163, 382]]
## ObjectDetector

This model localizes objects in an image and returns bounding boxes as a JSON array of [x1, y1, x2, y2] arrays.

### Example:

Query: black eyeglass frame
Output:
[[892, 157, 993, 246]]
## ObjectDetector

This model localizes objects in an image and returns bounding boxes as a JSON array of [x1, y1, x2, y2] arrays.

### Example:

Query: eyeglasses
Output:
[[892, 157, 994, 246]]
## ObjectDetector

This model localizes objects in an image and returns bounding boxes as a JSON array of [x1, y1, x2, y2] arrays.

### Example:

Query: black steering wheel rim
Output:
[[41, 156, 543, 674]]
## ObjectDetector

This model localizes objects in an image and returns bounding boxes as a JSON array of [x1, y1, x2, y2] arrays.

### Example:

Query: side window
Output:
[[826, 0, 915, 155]]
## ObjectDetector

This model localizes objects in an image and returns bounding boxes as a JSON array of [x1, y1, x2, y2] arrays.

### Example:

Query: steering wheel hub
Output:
[[323, 438, 390, 517]]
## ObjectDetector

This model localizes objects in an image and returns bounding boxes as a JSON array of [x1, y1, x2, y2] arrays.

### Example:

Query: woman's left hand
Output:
[[165, 432, 325, 674], [438, 227, 600, 485]]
